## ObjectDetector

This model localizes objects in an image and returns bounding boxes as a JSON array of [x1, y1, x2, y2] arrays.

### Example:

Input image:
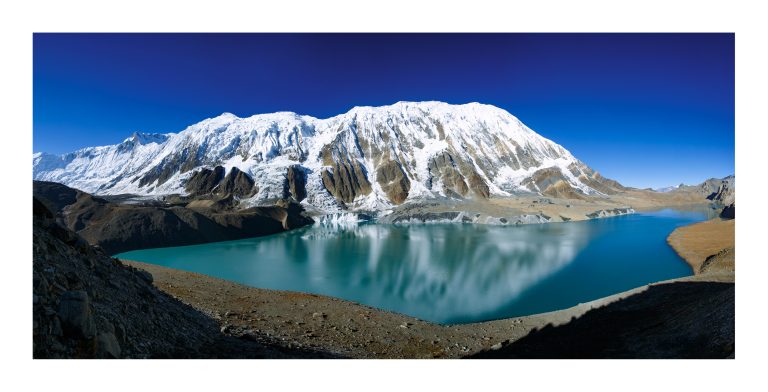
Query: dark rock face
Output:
[[185, 166, 258, 198], [285, 165, 307, 202], [139, 147, 201, 188], [318, 135, 375, 205], [185, 166, 226, 196], [321, 158, 372, 205], [376, 160, 411, 204], [720, 203, 735, 219], [218, 167, 257, 198], [425, 151, 491, 200], [34, 181, 313, 255], [33, 199, 329, 358], [427, 152, 469, 197]]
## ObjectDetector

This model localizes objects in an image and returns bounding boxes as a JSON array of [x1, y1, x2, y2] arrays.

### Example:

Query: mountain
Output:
[[673, 175, 735, 205], [33, 101, 623, 213]]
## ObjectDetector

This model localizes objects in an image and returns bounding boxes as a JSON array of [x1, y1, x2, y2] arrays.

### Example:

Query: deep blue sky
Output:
[[33, 33, 734, 189]]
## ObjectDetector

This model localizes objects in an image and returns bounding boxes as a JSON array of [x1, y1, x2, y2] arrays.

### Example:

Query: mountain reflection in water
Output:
[[289, 224, 591, 322], [117, 210, 708, 324]]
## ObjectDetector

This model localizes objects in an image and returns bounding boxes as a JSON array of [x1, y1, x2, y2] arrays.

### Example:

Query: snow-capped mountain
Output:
[[33, 101, 623, 213]]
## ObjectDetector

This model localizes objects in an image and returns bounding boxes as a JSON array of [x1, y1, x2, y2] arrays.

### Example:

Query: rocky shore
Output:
[[121, 259, 734, 359]]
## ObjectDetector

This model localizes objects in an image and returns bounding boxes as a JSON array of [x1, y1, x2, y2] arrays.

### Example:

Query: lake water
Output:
[[116, 208, 715, 324]]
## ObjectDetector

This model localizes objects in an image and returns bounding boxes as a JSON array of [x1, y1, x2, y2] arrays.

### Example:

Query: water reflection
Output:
[[215, 223, 593, 323], [117, 210, 706, 324]]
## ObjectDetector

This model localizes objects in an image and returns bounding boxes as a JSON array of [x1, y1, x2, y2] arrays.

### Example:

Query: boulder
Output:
[[57, 290, 95, 339], [95, 332, 122, 358]]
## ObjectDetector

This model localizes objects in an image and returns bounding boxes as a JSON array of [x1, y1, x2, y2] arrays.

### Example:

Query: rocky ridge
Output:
[[34, 181, 313, 254]]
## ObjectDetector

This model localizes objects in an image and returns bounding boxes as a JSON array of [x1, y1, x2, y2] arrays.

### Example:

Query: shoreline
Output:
[[114, 208, 735, 358], [122, 250, 733, 358], [113, 203, 714, 256]]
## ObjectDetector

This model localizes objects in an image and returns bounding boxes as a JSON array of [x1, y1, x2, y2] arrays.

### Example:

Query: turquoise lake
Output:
[[116, 208, 715, 324]]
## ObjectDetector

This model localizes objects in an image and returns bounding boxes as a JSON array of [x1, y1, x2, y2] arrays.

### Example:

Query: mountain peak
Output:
[[216, 112, 238, 119], [124, 132, 170, 145]]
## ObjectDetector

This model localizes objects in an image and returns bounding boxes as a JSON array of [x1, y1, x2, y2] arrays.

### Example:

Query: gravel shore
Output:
[[123, 257, 734, 358]]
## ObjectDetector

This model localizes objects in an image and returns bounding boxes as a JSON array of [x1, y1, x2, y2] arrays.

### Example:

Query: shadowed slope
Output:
[[467, 280, 734, 359], [33, 197, 337, 358]]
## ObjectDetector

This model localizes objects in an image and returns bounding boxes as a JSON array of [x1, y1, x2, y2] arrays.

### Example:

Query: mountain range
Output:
[[34, 101, 627, 214]]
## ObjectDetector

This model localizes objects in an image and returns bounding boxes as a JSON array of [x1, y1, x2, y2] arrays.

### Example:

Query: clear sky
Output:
[[33, 33, 734, 189]]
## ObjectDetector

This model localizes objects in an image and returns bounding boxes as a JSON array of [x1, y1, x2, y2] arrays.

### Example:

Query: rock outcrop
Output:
[[427, 151, 469, 197], [425, 151, 490, 199], [185, 166, 226, 196], [522, 167, 572, 194], [542, 180, 587, 200], [285, 165, 307, 202], [320, 144, 372, 205], [376, 160, 411, 204], [185, 166, 257, 198], [218, 167, 257, 198], [708, 180, 735, 205]]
